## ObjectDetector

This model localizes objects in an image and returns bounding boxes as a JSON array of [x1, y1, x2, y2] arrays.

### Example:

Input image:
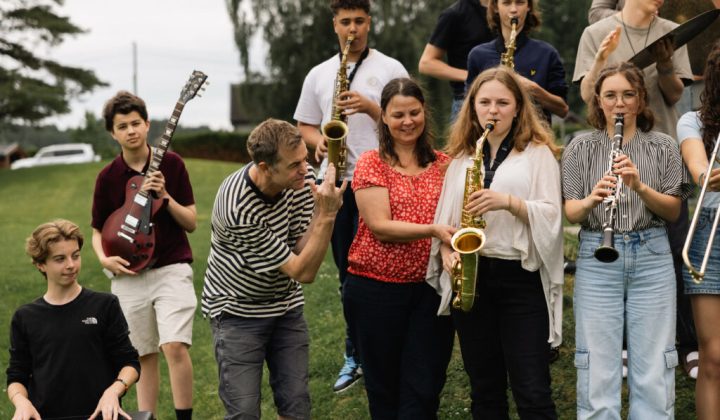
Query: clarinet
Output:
[[594, 114, 624, 263]]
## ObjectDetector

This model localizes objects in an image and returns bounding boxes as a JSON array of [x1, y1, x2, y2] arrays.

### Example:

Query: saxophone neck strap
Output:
[[482, 123, 515, 189], [339, 46, 370, 86]]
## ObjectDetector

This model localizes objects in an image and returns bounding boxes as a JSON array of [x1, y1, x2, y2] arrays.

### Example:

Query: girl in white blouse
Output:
[[427, 65, 563, 419]]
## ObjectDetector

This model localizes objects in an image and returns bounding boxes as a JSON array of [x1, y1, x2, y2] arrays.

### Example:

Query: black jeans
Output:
[[343, 274, 454, 420], [325, 180, 359, 358], [453, 257, 557, 420]]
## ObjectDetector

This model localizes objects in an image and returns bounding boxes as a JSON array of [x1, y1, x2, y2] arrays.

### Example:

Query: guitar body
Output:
[[101, 175, 165, 272]]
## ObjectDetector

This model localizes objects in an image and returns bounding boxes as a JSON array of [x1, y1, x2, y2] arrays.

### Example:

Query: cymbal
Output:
[[629, 8, 720, 70]]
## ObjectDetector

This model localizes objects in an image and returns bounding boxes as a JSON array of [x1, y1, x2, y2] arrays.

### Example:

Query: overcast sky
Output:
[[46, 0, 257, 130]]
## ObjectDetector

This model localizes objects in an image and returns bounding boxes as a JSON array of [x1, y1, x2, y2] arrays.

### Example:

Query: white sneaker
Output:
[[684, 351, 699, 380], [622, 350, 628, 379]]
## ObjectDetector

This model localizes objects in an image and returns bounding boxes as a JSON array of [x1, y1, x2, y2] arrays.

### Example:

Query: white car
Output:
[[11, 143, 101, 170]]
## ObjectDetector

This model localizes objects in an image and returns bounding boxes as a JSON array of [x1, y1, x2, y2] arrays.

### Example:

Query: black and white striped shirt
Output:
[[201, 164, 315, 318], [562, 130, 690, 232]]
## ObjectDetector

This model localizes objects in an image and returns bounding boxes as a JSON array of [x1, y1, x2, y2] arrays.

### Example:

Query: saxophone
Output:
[[450, 121, 495, 312], [500, 17, 519, 69], [322, 34, 354, 182]]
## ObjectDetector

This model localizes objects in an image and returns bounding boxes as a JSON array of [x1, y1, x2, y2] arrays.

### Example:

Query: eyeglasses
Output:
[[599, 91, 638, 105]]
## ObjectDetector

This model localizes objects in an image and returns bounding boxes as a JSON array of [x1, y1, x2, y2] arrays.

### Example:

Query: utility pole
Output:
[[132, 41, 138, 94]]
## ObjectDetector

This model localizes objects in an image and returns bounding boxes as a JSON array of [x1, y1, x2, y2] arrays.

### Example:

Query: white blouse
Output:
[[426, 142, 565, 347]]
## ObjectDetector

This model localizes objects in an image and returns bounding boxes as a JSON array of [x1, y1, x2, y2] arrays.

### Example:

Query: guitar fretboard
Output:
[[140, 102, 186, 198]]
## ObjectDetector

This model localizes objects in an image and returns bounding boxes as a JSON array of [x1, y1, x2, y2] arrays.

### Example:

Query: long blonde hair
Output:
[[445, 66, 558, 158]]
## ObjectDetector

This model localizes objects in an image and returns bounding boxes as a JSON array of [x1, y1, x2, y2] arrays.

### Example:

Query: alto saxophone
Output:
[[322, 34, 355, 182], [450, 121, 495, 312], [500, 17, 519, 69]]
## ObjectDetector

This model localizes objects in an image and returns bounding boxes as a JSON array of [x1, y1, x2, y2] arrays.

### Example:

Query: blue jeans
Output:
[[210, 307, 310, 420], [574, 228, 677, 420], [683, 207, 720, 294]]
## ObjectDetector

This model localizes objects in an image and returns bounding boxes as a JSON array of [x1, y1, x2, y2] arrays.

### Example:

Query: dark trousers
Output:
[[668, 200, 698, 354], [343, 274, 454, 420], [453, 257, 557, 420], [327, 181, 359, 358]]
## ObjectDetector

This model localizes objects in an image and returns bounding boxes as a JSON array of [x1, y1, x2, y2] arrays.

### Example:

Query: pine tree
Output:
[[0, 0, 106, 123]]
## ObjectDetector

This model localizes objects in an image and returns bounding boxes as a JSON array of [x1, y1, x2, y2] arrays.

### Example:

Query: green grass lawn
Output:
[[0, 160, 697, 419]]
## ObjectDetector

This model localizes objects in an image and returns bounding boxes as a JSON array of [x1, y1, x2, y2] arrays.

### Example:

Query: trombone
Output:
[[682, 133, 720, 283]]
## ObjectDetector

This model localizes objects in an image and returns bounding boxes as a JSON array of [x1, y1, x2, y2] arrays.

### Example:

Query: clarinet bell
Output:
[[594, 228, 619, 262], [594, 245, 619, 263]]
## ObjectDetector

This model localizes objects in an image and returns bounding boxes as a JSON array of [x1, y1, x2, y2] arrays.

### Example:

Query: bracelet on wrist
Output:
[[115, 378, 129, 396]]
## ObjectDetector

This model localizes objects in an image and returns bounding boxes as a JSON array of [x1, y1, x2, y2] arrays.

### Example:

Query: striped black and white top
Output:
[[562, 130, 691, 232], [201, 164, 315, 319]]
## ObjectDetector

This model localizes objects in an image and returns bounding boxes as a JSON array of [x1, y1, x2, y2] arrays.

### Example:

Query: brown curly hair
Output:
[[699, 40, 720, 157], [587, 62, 654, 132]]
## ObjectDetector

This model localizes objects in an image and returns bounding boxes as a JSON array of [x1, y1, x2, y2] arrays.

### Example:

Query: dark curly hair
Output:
[[699, 40, 720, 157], [102, 91, 148, 132], [587, 62, 654, 132], [378, 78, 436, 168]]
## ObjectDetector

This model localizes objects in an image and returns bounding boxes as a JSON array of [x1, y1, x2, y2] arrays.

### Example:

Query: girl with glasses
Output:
[[562, 61, 691, 419]]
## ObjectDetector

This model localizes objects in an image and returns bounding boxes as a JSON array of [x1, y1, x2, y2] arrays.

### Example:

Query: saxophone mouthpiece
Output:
[[485, 120, 496, 131], [510, 17, 519, 26]]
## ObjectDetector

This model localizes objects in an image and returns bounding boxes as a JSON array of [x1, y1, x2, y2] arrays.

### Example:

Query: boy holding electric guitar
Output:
[[90, 81, 204, 420]]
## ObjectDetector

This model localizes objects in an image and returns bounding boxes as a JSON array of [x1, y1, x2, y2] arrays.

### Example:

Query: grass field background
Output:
[[0, 159, 698, 419]]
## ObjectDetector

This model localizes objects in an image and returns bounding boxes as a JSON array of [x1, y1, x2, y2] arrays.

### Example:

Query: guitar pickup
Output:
[[134, 195, 148, 207], [117, 232, 134, 243], [121, 224, 137, 234], [124, 215, 140, 228]]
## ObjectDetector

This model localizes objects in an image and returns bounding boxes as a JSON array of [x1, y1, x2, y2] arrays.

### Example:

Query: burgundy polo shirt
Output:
[[91, 147, 195, 268]]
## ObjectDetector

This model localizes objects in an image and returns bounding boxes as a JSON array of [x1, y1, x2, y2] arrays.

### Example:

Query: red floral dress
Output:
[[348, 149, 449, 283]]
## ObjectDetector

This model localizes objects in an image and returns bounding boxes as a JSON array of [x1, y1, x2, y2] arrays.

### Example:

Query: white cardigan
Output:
[[426, 142, 565, 347]]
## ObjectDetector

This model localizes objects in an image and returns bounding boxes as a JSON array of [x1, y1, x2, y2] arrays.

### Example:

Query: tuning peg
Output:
[[196, 93, 203, 98]]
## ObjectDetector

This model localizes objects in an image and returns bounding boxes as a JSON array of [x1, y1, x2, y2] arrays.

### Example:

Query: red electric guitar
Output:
[[101, 70, 208, 272]]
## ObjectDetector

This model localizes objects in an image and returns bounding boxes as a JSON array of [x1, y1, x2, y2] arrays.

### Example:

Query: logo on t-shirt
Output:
[[81, 317, 98, 325], [367, 76, 380, 87]]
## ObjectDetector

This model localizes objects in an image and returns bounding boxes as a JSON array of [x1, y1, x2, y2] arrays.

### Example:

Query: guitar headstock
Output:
[[179, 70, 208, 104]]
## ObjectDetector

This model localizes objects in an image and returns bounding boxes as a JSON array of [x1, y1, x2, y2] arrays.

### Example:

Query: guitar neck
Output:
[[146, 101, 186, 176]]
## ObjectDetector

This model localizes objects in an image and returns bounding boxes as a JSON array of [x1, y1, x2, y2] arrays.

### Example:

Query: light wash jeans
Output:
[[574, 227, 677, 420], [450, 96, 464, 123]]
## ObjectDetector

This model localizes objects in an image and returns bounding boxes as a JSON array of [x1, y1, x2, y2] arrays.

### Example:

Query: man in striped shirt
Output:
[[202, 119, 346, 419]]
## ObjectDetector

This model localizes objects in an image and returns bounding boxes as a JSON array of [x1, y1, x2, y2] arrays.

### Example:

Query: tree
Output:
[[226, 0, 451, 127], [0, 0, 106, 124]]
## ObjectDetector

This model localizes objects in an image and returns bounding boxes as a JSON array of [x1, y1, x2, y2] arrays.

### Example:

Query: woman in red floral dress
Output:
[[342, 77, 456, 419]]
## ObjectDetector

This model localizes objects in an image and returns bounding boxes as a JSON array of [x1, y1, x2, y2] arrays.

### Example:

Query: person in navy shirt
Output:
[[466, 0, 568, 123]]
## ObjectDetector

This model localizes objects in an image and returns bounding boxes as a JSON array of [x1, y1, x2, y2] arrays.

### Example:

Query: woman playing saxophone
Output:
[[427, 65, 563, 419], [466, 0, 569, 123]]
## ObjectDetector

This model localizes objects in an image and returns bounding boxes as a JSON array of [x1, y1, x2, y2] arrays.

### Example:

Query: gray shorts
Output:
[[210, 306, 310, 419]]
